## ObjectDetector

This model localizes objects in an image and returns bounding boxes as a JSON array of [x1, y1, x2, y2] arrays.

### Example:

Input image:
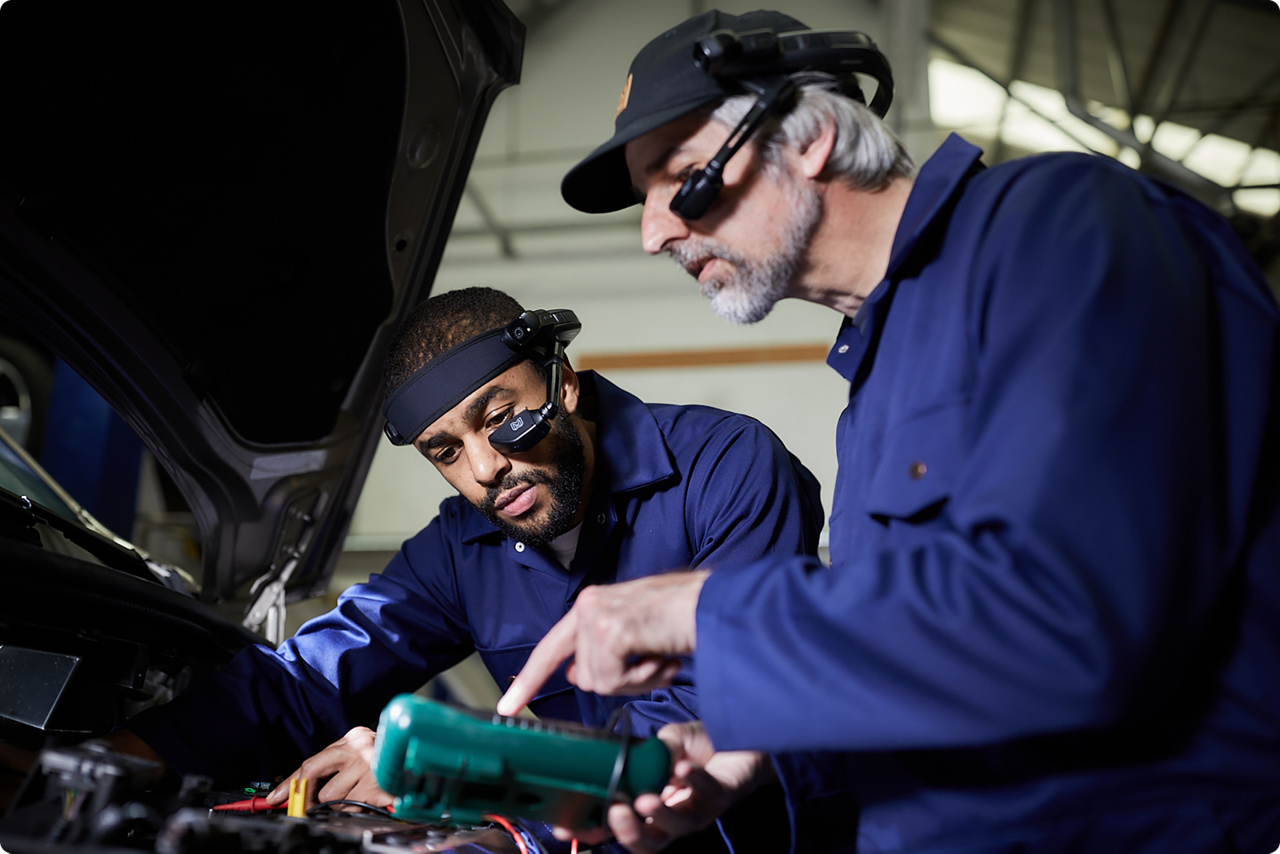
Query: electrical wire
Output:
[[604, 708, 633, 807], [306, 799, 398, 818], [484, 813, 531, 854]]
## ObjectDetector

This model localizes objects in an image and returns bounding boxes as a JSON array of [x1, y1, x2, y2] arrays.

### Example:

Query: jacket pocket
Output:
[[865, 398, 967, 523], [475, 643, 579, 720]]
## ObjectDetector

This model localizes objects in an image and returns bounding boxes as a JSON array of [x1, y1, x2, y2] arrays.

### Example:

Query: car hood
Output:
[[0, 0, 523, 618]]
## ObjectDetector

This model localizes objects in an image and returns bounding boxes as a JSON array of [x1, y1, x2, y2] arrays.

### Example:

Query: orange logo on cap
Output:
[[615, 74, 633, 118]]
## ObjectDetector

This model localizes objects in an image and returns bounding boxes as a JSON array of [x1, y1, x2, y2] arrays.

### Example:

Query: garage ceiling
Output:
[[933, 0, 1279, 155], [451, 0, 1280, 285], [931, 0, 1280, 277]]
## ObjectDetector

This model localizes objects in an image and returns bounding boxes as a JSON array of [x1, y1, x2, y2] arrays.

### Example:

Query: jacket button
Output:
[[515, 542, 525, 552], [909, 461, 927, 480], [597, 513, 606, 524], [837, 344, 850, 354]]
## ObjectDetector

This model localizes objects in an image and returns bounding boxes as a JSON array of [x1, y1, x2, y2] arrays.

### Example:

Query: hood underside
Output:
[[0, 0, 523, 615]]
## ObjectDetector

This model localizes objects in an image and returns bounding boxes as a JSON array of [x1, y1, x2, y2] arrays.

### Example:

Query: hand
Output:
[[559, 722, 774, 854], [265, 726, 392, 812], [497, 570, 709, 716]]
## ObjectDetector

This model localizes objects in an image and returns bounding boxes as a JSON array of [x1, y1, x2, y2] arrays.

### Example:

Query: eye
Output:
[[433, 445, 459, 465], [675, 164, 696, 184], [485, 407, 514, 430]]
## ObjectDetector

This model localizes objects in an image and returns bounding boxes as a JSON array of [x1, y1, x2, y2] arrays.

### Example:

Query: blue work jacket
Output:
[[694, 136, 1280, 853], [131, 372, 821, 780]]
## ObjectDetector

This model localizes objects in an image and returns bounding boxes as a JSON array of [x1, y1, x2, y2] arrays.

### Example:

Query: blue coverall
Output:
[[128, 371, 821, 851], [694, 135, 1280, 853]]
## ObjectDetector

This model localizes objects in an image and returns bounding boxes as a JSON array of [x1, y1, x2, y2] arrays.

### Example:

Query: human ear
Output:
[[798, 121, 837, 180], [559, 359, 581, 416]]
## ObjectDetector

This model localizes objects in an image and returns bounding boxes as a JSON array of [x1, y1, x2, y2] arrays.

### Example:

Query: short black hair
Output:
[[383, 287, 533, 398]]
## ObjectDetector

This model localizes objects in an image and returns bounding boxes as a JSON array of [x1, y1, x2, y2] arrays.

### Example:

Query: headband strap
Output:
[[382, 328, 525, 445]]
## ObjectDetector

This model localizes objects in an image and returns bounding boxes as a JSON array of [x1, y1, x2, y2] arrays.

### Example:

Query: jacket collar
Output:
[[458, 370, 674, 544], [885, 133, 985, 281], [826, 134, 986, 382], [579, 370, 678, 495]]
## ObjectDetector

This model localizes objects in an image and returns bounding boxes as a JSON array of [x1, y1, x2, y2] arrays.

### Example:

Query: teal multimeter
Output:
[[372, 695, 671, 828]]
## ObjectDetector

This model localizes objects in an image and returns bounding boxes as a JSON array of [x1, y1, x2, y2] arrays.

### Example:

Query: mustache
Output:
[[480, 469, 555, 515], [667, 238, 741, 275]]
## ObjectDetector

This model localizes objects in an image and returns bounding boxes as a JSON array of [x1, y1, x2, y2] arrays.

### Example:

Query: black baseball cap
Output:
[[560, 9, 808, 215]]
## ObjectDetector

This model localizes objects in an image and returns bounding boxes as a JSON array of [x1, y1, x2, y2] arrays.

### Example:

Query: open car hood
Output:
[[0, 0, 523, 622]]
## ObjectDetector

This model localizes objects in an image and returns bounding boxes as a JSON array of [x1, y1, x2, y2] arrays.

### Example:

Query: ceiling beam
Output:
[[451, 212, 640, 241], [513, 0, 578, 31], [1097, 0, 1135, 122], [993, 0, 1039, 162], [1132, 0, 1185, 117], [463, 184, 516, 259], [1190, 61, 1280, 142], [930, 30, 1104, 154], [1148, 0, 1217, 131]]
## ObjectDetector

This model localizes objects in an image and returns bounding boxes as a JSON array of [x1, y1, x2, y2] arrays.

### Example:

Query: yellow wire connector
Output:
[[286, 778, 308, 818]]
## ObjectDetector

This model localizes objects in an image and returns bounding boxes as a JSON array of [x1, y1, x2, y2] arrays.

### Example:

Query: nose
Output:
[[640, 189, 690, 255], [466, 434, 510, 487]]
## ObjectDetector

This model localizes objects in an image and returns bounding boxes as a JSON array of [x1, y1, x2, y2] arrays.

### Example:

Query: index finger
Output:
[[264, 745, 349, 805], [496, 609, 579, 716]]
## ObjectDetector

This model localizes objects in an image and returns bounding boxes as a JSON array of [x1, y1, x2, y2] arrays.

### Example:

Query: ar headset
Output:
[[382, 309, 582, 453], [671, 28, 895, 221]]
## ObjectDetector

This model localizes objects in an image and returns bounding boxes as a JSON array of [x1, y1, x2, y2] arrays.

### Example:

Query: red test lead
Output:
[[212, 796, 277, 813]]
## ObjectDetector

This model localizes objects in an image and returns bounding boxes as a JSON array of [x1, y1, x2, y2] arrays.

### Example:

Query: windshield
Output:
[[0, 428, 77, 520]]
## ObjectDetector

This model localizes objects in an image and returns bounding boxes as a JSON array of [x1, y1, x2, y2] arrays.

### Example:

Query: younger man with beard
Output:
[[119, 287, 821, 851]]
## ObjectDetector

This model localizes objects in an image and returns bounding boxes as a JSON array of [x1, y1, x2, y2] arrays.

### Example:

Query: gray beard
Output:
[[668, 172, 823, 325]]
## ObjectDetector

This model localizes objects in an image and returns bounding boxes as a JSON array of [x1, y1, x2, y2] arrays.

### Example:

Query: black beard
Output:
[[477, 411, 586, 548]]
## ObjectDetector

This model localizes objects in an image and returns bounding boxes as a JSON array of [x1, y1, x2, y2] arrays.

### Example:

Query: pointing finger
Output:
[[497, 609, 579, 716]]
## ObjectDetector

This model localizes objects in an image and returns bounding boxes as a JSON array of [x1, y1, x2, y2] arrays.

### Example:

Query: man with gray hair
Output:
[[652, 67, 913, 328], [501, 8, 1280, 854]]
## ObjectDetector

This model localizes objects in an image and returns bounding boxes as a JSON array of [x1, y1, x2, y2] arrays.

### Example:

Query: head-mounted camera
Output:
[[670, 27, 895, 220], [489, 309, 581, 453], [382, 308, 581, 452]]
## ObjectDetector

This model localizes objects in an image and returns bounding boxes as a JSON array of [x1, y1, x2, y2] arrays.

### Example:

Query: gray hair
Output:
[[710, 72, 915, 190]]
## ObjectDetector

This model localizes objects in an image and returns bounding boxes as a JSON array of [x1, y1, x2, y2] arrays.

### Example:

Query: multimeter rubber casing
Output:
[[372, 695, 671, 828]]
